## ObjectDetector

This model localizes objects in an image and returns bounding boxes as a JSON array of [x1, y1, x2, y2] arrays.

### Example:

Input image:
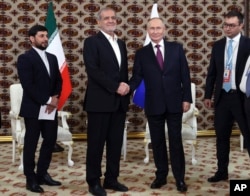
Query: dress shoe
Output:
[[103, 181, 128, 192], [26, 182, 44, 193], [53, 143, 64, 153], [176, 181, 187, 192], [37, 173, 61, 186], [207, 172, 228, 182], [150, 178, 167, 189], [89, 183, 107, 196]]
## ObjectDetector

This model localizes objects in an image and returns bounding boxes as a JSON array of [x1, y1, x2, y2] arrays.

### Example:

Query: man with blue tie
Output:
[[204, 10, 250, 182]]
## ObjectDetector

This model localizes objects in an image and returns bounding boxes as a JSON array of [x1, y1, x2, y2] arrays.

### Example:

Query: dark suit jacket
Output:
[[17, 48, 62, 118], [83, 31, 130, 112], [204, 35, 250, 106], [129, 40, 192, 115]]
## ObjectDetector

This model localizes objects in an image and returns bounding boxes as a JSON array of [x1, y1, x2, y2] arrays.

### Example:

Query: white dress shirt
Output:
[[33, 47, 50, 75], [225, 33, 240, 90], [151, 39, 165, 59], [33, 47, 51, 104], [101, 30, 121, 67]]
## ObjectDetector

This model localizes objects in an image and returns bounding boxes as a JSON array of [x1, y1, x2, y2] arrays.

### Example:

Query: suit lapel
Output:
[[117, 40, 125, 69], [31, 48, 51, 78], [98, 32, 120, 69], [46, 53, 54, 78], [163, 41, 169, 72], [146, 43, 163, 71]]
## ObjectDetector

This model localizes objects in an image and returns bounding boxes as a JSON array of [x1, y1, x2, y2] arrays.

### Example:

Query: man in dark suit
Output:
[[83, 7, 130, 196], [129, 18, 192, 192], [17, 25, 62, 193], [204, 10, 250, 182]]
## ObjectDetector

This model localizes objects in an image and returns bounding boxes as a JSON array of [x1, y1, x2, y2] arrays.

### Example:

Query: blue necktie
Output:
[[246, 72, 250, 97], [223, 39, 233, 92]]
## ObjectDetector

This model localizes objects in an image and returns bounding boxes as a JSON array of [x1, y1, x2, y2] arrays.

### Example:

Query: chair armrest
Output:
[[58, 111, 71, 129], [182, 104, 194, 123], [194, 107, 199, 116], [9, 111, 22, 135], [9, 110, 22, 132], [182, 105, 199, 122], [9, 110, 19, 119], [182, 105, 199, 131]]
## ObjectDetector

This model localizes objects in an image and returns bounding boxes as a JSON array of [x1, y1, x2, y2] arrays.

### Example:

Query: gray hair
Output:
[[97, 7, 116, 21], [147, 17, 165, 28]]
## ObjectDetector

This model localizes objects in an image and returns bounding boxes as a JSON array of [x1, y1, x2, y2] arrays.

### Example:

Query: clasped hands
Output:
[[45, 95, 59, 114], [116, 82, 130, 96]]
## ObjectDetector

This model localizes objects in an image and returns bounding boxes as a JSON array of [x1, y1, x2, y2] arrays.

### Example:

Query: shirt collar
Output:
[[151, 39, 164, 48], [32, 46, 46, 56], [101, 30, 118, 41], [227, 33, 241, 43]]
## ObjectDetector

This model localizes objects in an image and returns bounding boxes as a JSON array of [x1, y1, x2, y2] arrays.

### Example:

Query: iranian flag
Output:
[[45, 2, 72, 110]]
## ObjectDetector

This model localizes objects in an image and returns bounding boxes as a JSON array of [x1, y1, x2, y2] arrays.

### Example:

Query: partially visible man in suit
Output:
[[204, 10, 250, 182], [83, 7, 130, 196], [129, 18, 192, 192], [240, 55, 250, 146], [17, 25, 62, 193]]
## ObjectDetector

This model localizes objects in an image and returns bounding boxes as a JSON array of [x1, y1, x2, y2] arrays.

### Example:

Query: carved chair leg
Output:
[[144, 140, 150, 164], [61, 141, 74, 167]]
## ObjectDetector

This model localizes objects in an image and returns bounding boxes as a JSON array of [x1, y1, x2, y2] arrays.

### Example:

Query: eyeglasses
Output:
[[222, 23, 240, 29]]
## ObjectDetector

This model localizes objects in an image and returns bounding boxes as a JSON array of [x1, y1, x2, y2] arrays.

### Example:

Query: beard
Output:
[[36, 44, 47, 50], [34, 41, 48, 50]]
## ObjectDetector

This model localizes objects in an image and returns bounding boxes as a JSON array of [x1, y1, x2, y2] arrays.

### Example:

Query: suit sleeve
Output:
[[129, 49, 144, 92], [179, 44, 192, 103], [204, 45, 217, 99], [50, 55, 62, 98]]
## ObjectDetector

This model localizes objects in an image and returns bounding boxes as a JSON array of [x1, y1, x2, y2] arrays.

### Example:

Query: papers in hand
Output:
[[38, 105, 56, 120]]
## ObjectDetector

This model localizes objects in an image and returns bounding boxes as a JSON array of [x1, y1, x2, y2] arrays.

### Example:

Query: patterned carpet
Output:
[[0, 136, 249, 196]]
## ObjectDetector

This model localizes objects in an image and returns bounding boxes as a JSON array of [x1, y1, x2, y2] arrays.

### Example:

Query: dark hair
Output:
[[28, 25, 48, 37], [225, 10, 244, 24]]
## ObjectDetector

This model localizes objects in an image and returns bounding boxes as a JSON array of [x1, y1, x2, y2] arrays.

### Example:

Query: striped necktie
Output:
[[155, 45, 164, 70]]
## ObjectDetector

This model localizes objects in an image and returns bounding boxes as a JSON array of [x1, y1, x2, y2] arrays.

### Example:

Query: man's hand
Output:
[[45, 95, 59, 114], [116, 82, 130, 96], [182, 102, 191, 112], [50, 95, 59, 108], [45, 104, 56, 114], [204, 99, 212, 109]]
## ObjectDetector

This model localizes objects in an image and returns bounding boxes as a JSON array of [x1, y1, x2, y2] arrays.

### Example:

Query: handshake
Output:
[[116, 82, 130, 96]]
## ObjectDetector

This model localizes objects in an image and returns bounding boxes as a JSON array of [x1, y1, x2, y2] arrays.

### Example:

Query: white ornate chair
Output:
[[240, 134, 244, 152], [143, 83, 199, 165], [9, 83, 74, 170]]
